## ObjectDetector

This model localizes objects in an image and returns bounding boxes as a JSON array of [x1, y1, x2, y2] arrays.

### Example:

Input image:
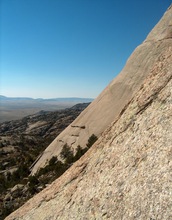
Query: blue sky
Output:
[[0, 0, 170, 98]]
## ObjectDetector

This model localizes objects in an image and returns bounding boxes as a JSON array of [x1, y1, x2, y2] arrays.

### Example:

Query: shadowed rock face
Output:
[[6, 5, 172, 220]]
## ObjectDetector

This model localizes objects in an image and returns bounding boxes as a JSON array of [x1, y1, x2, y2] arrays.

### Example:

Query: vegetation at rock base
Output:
[[0, 133, 97, 219], [60, 144, 74, 164], [86, 134, 98, 149], [36, 134, 98, 185], [0, 103, 90, 219]]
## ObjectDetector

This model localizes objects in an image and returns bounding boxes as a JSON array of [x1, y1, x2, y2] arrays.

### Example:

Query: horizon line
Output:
[[0, 95, 95, 100]]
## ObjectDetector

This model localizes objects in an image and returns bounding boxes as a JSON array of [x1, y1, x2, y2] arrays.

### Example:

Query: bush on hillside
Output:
[[60, 144, 74, 164], [86, 134, 98, 149]]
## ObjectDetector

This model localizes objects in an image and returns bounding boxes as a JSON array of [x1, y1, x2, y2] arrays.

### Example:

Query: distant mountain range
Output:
[[0, 95, 93, 123], [0, 95, 93, 102]]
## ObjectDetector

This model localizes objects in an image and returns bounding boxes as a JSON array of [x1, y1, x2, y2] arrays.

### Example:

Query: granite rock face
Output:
[[31, 4, 172, 175], [6, 5, 172, 220]]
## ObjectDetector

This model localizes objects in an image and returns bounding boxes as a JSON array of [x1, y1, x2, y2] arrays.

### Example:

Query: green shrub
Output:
[[49, 156, 58, 166], [28, 175, 39, 195], [60, 144, 74, 164], [54, 160, 66, 176], [18, 163, 30, 178], [74, 145, 83, 161], [86, 134, 98, 149], [28, 175, 39, 186], [35, 135, 98, 191]]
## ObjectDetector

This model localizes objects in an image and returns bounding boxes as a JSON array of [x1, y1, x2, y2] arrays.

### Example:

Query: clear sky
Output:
[[0, 0, 171, 99]]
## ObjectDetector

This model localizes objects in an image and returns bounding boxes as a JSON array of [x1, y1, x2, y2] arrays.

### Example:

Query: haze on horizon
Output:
[[0, 0, 170, 99]]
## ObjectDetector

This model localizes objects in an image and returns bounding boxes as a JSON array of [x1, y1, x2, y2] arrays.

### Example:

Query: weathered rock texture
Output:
[[31, 4, 172, 175], [6, 5, 172, 220]]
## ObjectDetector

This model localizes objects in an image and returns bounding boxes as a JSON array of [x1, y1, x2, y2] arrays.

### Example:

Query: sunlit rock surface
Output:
[[6, 5, 172, 220]]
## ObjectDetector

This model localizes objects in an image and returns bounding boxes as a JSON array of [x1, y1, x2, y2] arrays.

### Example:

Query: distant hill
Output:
[[0, 96, 93, 123]]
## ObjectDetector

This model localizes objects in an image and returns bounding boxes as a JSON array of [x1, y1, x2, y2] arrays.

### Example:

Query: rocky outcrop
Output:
[[0, 103, 89, 219], [0, 103, 89, 173], [31, 4, 172, 175], [6, 5, 172, 220]]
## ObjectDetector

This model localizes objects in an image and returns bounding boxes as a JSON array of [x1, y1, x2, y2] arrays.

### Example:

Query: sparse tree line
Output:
[[0, 134, 98, 219], [32, 134, 98, 188]]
